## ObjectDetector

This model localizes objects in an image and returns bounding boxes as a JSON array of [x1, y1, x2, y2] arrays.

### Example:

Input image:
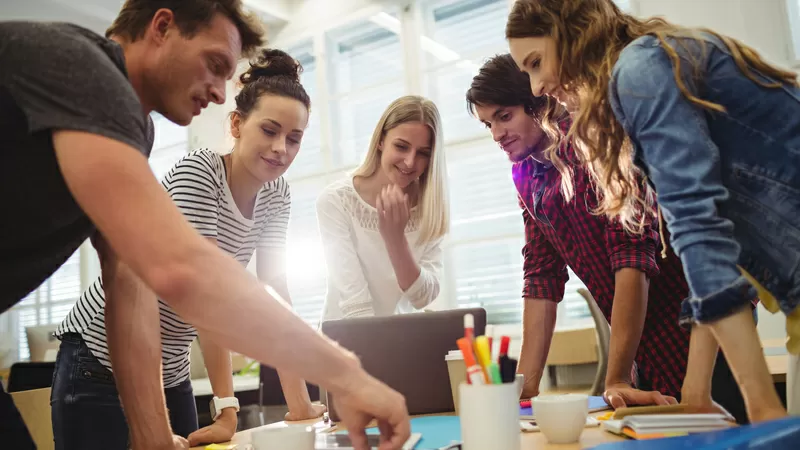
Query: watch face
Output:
[[209, 399, 217, 419]]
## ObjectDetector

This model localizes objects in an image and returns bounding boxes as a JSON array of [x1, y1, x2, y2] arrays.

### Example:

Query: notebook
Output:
[[519, 395, 610, 420], [602, 414, 731, 439], [593, 416, 800, 450]]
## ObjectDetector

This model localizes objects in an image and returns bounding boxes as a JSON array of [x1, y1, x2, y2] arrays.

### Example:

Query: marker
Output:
[[498, 335, 512, 383], [520, 400, 532, 408], [485, 324, 494, 360], [488, 362, 503, 385], [473, 335, 492, 379], [499, 336, 510, 357], [463, 313, 474, 342], [457, 337, 486, 385]]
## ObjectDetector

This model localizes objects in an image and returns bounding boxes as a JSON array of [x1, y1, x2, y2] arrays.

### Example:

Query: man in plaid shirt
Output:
[[466, 54, 747, 421]]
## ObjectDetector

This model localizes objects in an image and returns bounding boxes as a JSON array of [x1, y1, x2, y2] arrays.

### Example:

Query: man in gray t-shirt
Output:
[[0, 2, 413, 450], [0, 22, 155, 310]]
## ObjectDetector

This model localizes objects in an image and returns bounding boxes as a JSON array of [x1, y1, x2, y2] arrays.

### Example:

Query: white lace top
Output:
[[316, 176, 443, 320]]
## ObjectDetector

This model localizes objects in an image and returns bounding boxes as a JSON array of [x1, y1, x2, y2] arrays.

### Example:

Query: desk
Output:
[[191, 374, 260, 397], [762, 338, 789, 383], [190, 412, 624, 449]]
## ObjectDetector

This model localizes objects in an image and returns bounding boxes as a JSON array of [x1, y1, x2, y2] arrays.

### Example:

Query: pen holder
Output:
[[459, 382, 520, 450]]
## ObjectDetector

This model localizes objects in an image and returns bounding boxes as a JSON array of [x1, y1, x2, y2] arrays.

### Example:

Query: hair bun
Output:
[[240, 49, 303, 86]]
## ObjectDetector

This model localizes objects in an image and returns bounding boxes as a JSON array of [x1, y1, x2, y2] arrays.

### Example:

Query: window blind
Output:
[[15, 250, 81, 360], [284, 178, 333, 327], [284, 41, 325, 179], [421, 0, 511, 143], [327, 15, 406, 168]]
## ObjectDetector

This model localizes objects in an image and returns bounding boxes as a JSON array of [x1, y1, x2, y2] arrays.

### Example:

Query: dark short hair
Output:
[[235, 49, 311, 119], [107, 0, 265, 57], [465, 53, 548, 117]]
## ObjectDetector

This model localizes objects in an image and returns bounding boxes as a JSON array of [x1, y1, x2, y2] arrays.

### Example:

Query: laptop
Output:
[[25, 324, 60, 362], [320, 308, 486, 422]]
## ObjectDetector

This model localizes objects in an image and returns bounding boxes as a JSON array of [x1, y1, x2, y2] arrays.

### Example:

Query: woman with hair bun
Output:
[[51, 48, 325, 450]]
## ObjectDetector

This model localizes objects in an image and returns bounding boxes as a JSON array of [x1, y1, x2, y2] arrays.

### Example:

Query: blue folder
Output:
[[592, 416, 800, 450], [344, 415, 462, 449]]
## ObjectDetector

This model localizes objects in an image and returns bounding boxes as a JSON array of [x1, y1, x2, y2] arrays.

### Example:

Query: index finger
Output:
[[650, 392, 670, 406], [348, 427, 370, 450], [379, 412, 410, 450]]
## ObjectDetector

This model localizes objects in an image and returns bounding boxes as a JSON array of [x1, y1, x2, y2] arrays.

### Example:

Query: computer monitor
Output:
[[25, 324, 60, 362]]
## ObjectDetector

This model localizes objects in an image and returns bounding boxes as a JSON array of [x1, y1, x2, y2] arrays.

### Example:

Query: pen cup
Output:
[[445, 350, 466, 413], [459, 382, 520, 450]]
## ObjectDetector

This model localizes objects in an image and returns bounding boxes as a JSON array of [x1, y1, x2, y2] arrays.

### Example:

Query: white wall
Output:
[[636, 0, 797, 68]]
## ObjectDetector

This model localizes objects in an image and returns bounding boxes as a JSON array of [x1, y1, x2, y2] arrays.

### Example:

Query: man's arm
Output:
[[98, 236, 180, 449], [518, 298, 558, 398], [54, 131, 410, 449], [517, 197, 567, 398], [603, 268, 674, 407]]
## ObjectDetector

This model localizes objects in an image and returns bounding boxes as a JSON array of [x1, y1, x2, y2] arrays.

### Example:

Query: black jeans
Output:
[[50, 333, 198, 450]]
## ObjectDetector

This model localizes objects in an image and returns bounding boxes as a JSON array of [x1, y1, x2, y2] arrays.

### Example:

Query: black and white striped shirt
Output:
[[56, 149, 291, 388]]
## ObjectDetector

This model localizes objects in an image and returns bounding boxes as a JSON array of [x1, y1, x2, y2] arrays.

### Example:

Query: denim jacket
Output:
[[608, 34, 800, 324]]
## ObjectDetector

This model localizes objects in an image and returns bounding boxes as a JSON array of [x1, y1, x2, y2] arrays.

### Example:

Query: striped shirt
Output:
[[56, 149, 291, 388]]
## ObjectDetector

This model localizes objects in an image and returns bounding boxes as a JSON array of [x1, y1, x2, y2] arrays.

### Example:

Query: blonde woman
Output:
[[317, 95, 449, 320]]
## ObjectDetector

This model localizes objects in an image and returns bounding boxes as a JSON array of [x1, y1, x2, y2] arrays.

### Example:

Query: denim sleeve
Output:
[[609, 39, 755, 325]]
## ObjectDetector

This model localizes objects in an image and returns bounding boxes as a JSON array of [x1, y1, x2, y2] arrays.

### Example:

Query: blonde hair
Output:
[[352, 95, 450, 244], [506, 0, 799, 233]]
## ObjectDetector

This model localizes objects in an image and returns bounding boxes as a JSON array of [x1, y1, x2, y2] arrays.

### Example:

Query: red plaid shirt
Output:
[[513, 119, 690, 397]]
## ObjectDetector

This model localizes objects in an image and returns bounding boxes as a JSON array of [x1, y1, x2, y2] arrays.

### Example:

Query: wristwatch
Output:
[[209, 396, 240, 421]]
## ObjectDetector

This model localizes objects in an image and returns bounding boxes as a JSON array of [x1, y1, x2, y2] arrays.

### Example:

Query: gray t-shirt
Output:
[[0, 22, 154, 312]]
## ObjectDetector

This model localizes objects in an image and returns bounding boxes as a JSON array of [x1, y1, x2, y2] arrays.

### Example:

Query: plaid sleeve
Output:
[[604, 192, 660, 278], [520, 195, 569, 301]]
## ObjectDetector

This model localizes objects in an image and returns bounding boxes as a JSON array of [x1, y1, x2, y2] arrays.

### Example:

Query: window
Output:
[[420, 0, 511, 143], [614, 0, 633, 13], [327, 14, 406, 168], [12, 250, 81, 360], [284, 40, 325, 179], [149, 112, 189, 179], [274, 0, 593, 327], [789, 0, 800, 64], [284, 177, 340, 327]]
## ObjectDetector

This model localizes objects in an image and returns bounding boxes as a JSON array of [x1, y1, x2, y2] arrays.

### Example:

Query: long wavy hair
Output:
[[352, 95, 450, 244], [506, 0, 799, 233]]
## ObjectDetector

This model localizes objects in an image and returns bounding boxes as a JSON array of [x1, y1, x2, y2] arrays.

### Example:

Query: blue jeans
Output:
[[51, 333, 198, 450]]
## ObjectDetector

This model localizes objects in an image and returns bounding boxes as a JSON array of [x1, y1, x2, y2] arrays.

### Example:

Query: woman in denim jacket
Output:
[[504, 0, 800, 423]]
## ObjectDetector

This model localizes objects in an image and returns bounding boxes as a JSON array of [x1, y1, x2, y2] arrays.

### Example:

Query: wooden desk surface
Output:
[[190, 412, 623, 449]]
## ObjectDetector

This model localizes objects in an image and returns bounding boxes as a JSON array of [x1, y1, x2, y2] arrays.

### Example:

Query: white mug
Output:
[[251, 425, 315, 450], [532, 393, 589, 444]]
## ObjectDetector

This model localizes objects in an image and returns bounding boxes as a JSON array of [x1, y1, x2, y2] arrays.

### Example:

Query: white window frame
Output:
[[788, 0, 800, 67]]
